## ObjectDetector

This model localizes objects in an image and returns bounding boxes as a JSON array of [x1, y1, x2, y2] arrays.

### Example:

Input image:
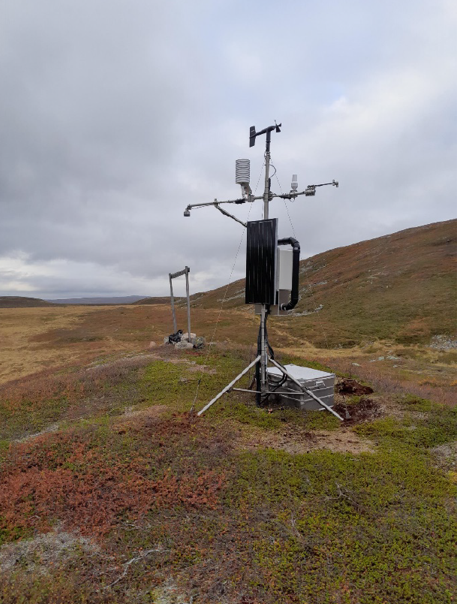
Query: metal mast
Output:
[[251, 123, 280, 400]]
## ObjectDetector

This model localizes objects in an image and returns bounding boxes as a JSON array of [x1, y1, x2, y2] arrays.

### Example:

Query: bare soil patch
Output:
[[337, 378, 374, 396], [117, 404, 168, 426], [334, 397, 382, 424], [238, 425, 375, 455]]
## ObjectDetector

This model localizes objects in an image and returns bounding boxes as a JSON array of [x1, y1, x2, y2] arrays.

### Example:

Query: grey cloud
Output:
[[0, 0, 455, 298]]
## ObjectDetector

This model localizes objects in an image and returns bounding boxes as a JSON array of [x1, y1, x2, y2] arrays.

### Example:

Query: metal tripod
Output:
[[197, 125, 343, 421]]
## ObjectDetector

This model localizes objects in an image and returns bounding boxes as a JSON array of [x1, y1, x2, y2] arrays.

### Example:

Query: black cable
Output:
[[264, 312, 275, 360], [255, 322, 261, 406], [255, 311, 285, 406]]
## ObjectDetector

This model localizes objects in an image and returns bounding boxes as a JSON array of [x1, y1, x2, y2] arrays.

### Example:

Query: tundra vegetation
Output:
[[0, 220, 456, 603]]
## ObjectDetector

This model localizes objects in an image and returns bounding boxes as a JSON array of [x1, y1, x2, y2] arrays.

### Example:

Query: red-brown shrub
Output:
[[0, 420, 227, 541]]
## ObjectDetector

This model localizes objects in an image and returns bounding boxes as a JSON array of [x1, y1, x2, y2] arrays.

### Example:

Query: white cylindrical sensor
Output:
[[236, 159, 250, 185]]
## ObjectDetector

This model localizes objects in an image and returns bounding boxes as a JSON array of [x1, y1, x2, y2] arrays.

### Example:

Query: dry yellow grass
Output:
[[0, 306, 133, 384], [1, 304, 455, 405], [0, 303, 254, 386]]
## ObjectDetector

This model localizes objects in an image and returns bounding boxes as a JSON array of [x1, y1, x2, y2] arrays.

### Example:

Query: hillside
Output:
[[0, 296, 55, 308], [133, 296, 182, 305], [50, 295, 147, 305], [186, 219, 456, 346]]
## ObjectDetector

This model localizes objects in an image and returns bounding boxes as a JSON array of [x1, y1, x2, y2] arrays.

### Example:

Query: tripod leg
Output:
[[197, 355, 262, 416]]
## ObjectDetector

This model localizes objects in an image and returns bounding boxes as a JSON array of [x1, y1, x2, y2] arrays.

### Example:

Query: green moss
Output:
[[303, 410, 341, 430], [224, 446, 457, 603], [356, 405, 457, 449], [397, 393, 435, 412], [0, 521, 34, 547], [209, 401, 282, 429]]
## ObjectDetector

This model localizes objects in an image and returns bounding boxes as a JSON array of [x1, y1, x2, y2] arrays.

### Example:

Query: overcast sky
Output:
[[1, 0, 455, 300]]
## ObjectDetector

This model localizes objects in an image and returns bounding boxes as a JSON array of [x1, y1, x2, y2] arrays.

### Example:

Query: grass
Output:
[[0, 294, 456, 603], [0, 356, 154, 440], [1, 403, 456, 603], [356, 403, 457, 450], [229, 447, 456, 603], [0, 342, 456, 603]]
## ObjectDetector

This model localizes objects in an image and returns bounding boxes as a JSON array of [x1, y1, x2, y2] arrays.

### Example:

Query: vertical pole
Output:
[[260, 129, 272, 397], [185, 266, 192, 343], [260, 306, 267, 391], [169, 274, 177, 333], [263, 130, 271, 221]]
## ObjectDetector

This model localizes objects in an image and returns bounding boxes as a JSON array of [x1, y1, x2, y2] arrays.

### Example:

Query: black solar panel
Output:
[[245, 219, 277, 305]]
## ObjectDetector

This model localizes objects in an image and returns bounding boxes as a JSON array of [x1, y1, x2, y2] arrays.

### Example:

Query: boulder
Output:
[[175, 340, 194, 350], [193, 336, 206, 349], [182, 332, 196, 341]]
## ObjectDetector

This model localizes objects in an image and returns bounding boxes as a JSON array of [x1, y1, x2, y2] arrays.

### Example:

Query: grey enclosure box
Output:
[[254, 248, 294, 316], [267, 364, 335, 411], [277, 248, 293, 289]]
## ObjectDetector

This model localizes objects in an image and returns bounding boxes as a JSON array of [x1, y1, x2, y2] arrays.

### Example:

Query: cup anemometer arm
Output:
[[183, 183, 339, 223], [184, 185, 338, 227]]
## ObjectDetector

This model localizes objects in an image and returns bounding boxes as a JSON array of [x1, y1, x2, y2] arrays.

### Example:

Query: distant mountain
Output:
[[175, 219, 456, 346], [133, 296, 183, 305], [48, 295, 148, 305], [0, 296, 55, 308]]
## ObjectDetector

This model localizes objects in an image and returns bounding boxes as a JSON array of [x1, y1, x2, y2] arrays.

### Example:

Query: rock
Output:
[[182, 332, 196, 341], [148, 341, 157, 349], [429, 335, 457, 351], [193, 336, 206, 349], [175, 341, 194, 350]]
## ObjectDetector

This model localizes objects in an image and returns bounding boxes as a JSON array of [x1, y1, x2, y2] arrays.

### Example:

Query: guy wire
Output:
[[271, 158, 330, 350], [190, 162, 264, 413], [271, 159, 296, 240]]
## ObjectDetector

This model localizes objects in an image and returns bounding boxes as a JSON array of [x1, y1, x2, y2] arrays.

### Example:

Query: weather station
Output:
[[184, 122, 343, 421]]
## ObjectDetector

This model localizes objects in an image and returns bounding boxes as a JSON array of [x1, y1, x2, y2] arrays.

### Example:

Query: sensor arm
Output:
[[274, 180, 339, 200], [183, 181, 338, 220], [215, 203, 247, 227], [183, 195, 263, 217]]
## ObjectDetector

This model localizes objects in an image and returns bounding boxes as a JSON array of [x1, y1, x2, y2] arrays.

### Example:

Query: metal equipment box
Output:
[[267, 364, 335, 411]]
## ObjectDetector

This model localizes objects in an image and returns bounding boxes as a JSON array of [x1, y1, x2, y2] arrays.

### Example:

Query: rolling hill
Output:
[[0, 297, 55, 308], [132, 296, 181, 305], [159, 219, 456, 346], [49, 295, 147, 305]]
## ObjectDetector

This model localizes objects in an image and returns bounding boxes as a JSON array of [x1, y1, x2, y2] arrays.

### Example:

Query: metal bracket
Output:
[[169, 266, 192, 340]]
